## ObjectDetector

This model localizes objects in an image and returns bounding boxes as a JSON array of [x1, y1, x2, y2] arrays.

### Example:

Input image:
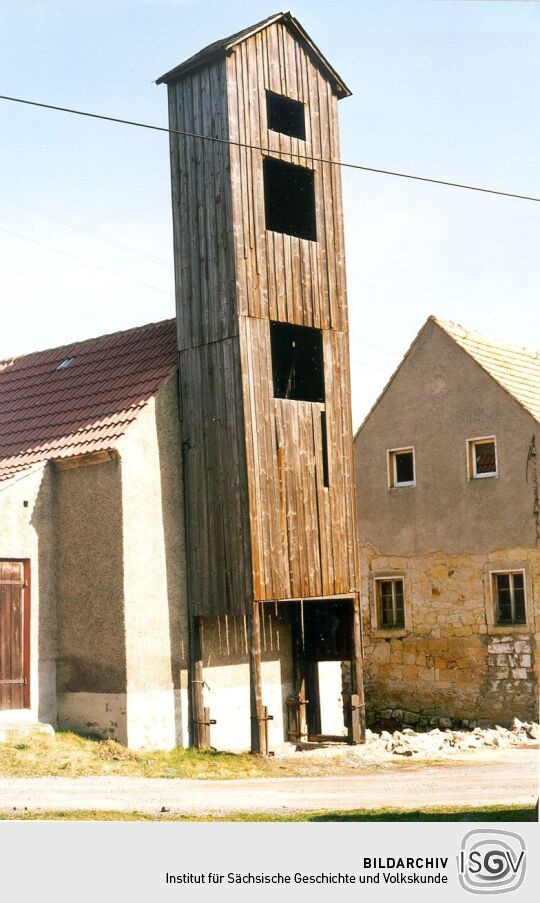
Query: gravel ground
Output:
[[0, 748, 536, 815]]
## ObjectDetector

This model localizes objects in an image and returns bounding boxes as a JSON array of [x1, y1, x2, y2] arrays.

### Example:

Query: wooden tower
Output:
[[158, 11, 365, 752]]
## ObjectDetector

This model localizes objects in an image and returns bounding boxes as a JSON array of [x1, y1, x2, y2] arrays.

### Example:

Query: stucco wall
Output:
[[360, 545, 539, 727], [56, 457, 127, 695], [117, 373, 189, 748], [55, 454, 129, 739], [56, 375, 189, 749], [355, 320, 539, 556], [0, 464, 57, 724]]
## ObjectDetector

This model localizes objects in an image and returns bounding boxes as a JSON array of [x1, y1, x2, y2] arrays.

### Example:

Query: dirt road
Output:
[[0, 749, 536, 815]]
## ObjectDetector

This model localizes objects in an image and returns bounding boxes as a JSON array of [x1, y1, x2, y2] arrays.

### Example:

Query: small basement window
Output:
[[263, 156, 317, 241], [468, 436, 497, 479], [492, 571, 526, 625], [376, 578, 405, 629], [388, 447, 415, 488], [270, 321, 324, 402], [266, 91, 306, 140]]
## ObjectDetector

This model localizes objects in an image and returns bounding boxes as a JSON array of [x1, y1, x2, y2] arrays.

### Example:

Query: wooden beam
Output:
[[248, 601, 268, 754], [350, 593, 366, 743], [290, 601, 308, 741], [189, 615, 209, 748], [53, 450, 117, 471]]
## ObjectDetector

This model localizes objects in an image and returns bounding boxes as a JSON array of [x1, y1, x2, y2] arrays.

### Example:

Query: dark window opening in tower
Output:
[[266, 90, 306, 140], [263, 157, 317, 241], [270, 321, 324, 402]]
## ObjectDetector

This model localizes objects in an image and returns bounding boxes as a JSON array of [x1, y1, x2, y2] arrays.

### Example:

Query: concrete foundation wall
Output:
[[58, 688, 189, 749], [361, 544, 539, 727], [0, 465, 57, 725], [57, 692, 128, 743]]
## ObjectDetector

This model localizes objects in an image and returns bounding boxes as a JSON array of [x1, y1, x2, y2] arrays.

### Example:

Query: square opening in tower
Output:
[[270, 321, 324, 402], [263, 157, 317, 241], [266, 91, 306, 140]]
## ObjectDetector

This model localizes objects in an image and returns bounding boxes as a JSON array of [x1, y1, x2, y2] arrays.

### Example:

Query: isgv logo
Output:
[[458, 830, 526, 894]]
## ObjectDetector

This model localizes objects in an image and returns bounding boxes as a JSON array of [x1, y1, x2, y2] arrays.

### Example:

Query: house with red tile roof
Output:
[[354, 316, 539, 730], [0, 319, 190, 747]]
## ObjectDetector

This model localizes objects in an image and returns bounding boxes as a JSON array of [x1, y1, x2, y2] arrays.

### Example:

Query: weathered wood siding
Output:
[[0, 559, 29, 710], [167, 20, 358, 613], [179, 340, 253, 615], [167, 60, 237, 350], [230, 22, 357, 601], [240, 319, 357, 601], [226, 21, 348, 331], [168, 61, 251, 615]]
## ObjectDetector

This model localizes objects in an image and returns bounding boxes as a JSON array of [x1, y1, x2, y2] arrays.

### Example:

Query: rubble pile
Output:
[[365, 717, 539, 757]]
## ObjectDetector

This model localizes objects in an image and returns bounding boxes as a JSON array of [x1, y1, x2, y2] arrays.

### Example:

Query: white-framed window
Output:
[[491, 570, 527, 626], [467, 436, 498, 479], [375, 577, 405, 629], [387, 447, 415, 488]]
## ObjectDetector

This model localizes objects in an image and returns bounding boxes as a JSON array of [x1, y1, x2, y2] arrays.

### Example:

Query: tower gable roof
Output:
[[156, 11, 352, 98]]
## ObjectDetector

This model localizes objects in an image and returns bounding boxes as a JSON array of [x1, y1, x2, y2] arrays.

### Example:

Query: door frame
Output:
[[0, 558, 31, 710], [287, 596, 362, 744]]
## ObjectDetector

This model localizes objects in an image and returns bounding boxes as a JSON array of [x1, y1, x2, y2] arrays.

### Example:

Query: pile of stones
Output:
[[365, 717, 539, 757]]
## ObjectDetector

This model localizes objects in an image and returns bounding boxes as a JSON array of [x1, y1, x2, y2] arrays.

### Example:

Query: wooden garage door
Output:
[[0, 560, 29, 710]]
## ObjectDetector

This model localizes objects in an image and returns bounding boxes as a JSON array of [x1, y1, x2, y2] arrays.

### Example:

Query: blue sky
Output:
[[1, 0, 539, 427]]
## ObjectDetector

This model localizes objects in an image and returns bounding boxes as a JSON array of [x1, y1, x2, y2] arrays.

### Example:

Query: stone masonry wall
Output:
[[360, 545, 539, 728]]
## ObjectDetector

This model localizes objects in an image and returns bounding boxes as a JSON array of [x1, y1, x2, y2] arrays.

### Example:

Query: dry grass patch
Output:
[[0, 733, 278, 779]]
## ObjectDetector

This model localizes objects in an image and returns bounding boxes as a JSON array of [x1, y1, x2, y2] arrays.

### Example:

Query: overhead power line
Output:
[[0, 194, 173, 268], [0, 226, 174, 297], [1, 94, 539, 204]]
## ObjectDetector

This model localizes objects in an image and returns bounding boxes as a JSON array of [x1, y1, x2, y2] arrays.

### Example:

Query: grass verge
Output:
[[0, 732, 276, 779], [0, 805, 535, 822], [0, 731, 433, 778]]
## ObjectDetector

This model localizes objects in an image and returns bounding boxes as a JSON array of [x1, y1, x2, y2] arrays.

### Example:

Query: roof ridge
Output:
[[432, 316, 540, 362], [356, 314, 540, 438], [431, 316, 540, 423], [0, 317, 176, 368]]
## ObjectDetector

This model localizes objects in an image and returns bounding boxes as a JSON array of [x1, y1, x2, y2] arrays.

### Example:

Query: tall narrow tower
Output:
[[158, 12, 364, 752]]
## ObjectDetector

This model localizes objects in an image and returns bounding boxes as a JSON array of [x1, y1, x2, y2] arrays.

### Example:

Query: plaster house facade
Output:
[[354, 316, 540, 729], [0, 320, 191, 749]]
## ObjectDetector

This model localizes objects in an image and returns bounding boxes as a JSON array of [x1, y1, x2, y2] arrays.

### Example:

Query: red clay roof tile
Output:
[[0, 319, 178, 482]]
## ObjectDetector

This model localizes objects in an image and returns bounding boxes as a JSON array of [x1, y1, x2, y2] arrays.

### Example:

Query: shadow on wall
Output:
[[53, 458, 128, 742], [29, 467, 57, 725]]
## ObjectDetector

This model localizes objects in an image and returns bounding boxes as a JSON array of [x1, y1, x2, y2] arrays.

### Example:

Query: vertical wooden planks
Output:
[[0, 560, 27, 711], [168, 61, 237, 349], [226, 21, 349, 332], [168, 19, 358, 612], [179, 340, 253, 616]]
